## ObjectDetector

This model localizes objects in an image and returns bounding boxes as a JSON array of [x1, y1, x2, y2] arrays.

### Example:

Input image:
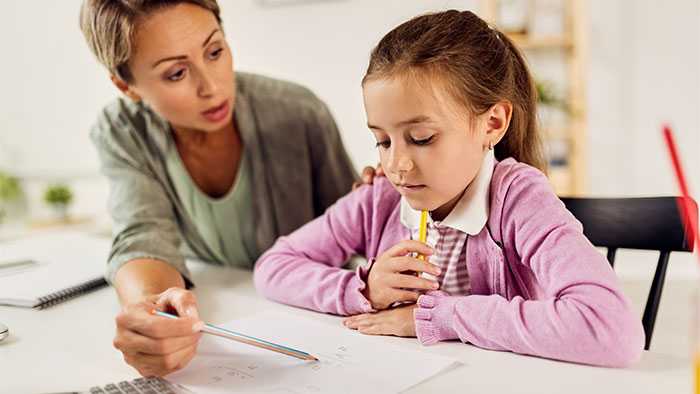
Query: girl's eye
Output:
[[167, 68, 186, 82], [208, 48, 223, 60], [411, 135, 434, 146], [375, 140, 390, 149]]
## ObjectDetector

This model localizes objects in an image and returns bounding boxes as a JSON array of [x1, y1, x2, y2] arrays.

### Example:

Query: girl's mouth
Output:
[[396, 183, 426, 193]]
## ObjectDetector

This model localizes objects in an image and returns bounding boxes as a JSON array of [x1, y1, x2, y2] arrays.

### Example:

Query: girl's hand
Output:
[[343, 304, 417, 337], [113, 287, 203, 377], [364, 240, 441, 310], [352, 163, 385, 190]]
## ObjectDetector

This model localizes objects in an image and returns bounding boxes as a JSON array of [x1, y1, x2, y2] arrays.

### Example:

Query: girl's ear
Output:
[[484, 101, 512, 149], [110, 75, 142, 102]]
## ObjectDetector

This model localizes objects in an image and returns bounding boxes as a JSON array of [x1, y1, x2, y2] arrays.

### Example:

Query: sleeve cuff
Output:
[[342, 259, 377, 315], [414, 291, 459, 345]]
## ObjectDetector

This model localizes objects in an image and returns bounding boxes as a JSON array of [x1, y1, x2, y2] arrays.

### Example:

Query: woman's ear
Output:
[[110, 75, 142, 102], [484, 101, 512, 148]]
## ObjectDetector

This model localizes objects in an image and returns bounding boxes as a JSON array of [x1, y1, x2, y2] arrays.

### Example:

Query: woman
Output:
[[80, 0, 374, 376]]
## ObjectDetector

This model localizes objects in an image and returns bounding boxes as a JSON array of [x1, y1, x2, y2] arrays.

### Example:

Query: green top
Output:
[[90, 72, 358, 286], [165, 138, 256, 269]]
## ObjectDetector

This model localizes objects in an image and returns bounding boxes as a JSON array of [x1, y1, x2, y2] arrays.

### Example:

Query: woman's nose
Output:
[[197, 70, 219, 97]]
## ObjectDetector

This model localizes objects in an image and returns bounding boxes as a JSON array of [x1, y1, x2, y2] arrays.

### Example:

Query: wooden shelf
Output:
[[29, 215, 93, 229], [508, 33, 573, 50]]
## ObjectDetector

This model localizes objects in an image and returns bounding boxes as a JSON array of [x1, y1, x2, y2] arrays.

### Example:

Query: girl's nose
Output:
[[397, 156, 414, 173], [387, 148, 414, 174]]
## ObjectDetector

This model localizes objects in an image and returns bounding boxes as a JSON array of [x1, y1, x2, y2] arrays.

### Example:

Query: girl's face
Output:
[[116, 3, 235, 133], [363, 76, 498, 220]]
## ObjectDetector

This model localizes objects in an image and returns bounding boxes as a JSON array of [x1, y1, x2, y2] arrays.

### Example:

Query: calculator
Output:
[[86, 377, 194, 394]]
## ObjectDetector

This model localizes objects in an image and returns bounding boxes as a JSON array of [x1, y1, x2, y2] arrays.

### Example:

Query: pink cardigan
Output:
[[254, 158, 645, 367]]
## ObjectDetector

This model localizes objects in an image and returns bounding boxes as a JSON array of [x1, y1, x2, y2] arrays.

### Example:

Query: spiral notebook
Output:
[[0, 231, 110, 309]]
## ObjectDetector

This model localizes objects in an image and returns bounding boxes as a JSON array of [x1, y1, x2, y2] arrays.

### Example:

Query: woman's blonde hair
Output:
[[364, 10, 546, 172], [79, 0, 221, 83]]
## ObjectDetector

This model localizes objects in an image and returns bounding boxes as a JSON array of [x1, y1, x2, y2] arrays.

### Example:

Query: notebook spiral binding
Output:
[[36, 277, 108, 309]]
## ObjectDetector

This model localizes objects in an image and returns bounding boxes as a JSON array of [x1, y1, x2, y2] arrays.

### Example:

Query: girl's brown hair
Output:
[[80, 0, 222, 83], [364, 10, 546, 172]]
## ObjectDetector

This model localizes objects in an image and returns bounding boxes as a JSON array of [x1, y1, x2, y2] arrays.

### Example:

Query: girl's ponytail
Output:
[[496, 31, 546, 172]]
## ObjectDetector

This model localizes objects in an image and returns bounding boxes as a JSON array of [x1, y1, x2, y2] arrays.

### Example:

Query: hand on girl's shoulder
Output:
[[352, 164, 386, 191]]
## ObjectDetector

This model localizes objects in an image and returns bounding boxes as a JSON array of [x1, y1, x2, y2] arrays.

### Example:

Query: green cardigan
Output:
[[90, 72, 358, 285]]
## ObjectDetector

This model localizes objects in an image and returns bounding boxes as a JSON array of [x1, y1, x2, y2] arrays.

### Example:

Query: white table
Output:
[[1, 261, 692, 394]]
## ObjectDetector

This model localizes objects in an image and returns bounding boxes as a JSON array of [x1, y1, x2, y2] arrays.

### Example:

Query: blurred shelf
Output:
[[508, 33, 573, 50], [0, 215, 110, 242], [29, 215, 94, 229]]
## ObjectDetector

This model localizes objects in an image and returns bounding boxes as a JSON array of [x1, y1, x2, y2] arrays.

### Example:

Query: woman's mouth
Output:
[[201, 100, 230, 123]]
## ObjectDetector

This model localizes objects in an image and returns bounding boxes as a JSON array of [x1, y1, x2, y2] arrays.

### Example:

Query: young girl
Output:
[[254, 10, 644, 367]]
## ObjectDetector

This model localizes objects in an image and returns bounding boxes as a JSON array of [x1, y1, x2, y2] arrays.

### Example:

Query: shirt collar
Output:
[[400, 150, 494, 235]]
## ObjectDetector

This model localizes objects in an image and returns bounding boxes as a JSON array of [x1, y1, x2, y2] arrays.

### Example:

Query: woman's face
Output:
[[121, 3, 235, 133]]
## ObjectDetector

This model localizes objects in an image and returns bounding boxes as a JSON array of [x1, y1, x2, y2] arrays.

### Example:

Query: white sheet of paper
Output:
[[168, 311, 462, 394]]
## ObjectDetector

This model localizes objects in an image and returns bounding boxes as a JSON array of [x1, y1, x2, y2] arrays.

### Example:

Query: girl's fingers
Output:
[[358, 324, 383, 336], [388, 256, 441, 276], [388, 273, 440, 291], [343, 316, 362, 328], [343, 313, 375, 329], [385, 240, 434, 259], [387, 289, 422, 303], [352, 316, 390, 336]]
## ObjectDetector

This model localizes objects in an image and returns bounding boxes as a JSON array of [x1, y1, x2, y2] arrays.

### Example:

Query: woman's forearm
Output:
[[113, 259, 186, 305]]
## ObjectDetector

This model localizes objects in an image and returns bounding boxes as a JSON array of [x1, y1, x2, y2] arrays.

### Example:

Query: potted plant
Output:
[[43, 183, 73, 221], [0, 171, 22, 223]]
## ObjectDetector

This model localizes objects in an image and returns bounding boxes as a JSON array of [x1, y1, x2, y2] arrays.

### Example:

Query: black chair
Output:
[[560, 196, 697, 350]]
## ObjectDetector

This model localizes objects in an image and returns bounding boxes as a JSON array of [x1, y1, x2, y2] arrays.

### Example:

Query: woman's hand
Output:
[[343, 304, 417, 337], [113, 287, 203, 377], [352, 163, 385, 190], [364, 240, 441, 310]]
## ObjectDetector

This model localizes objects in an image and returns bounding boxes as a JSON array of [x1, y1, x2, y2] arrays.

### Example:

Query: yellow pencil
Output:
[[418, 210, 428, 260]]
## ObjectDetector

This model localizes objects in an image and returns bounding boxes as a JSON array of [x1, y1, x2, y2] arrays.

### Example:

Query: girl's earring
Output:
[[488, 141, 494, 151]]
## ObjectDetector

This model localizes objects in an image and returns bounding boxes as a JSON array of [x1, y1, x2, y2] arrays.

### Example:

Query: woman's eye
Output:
[[167, 69, 186, 82], [412, 135, 434, 146], [375, 140, 390, 149], [209, 48, 223, 60]]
